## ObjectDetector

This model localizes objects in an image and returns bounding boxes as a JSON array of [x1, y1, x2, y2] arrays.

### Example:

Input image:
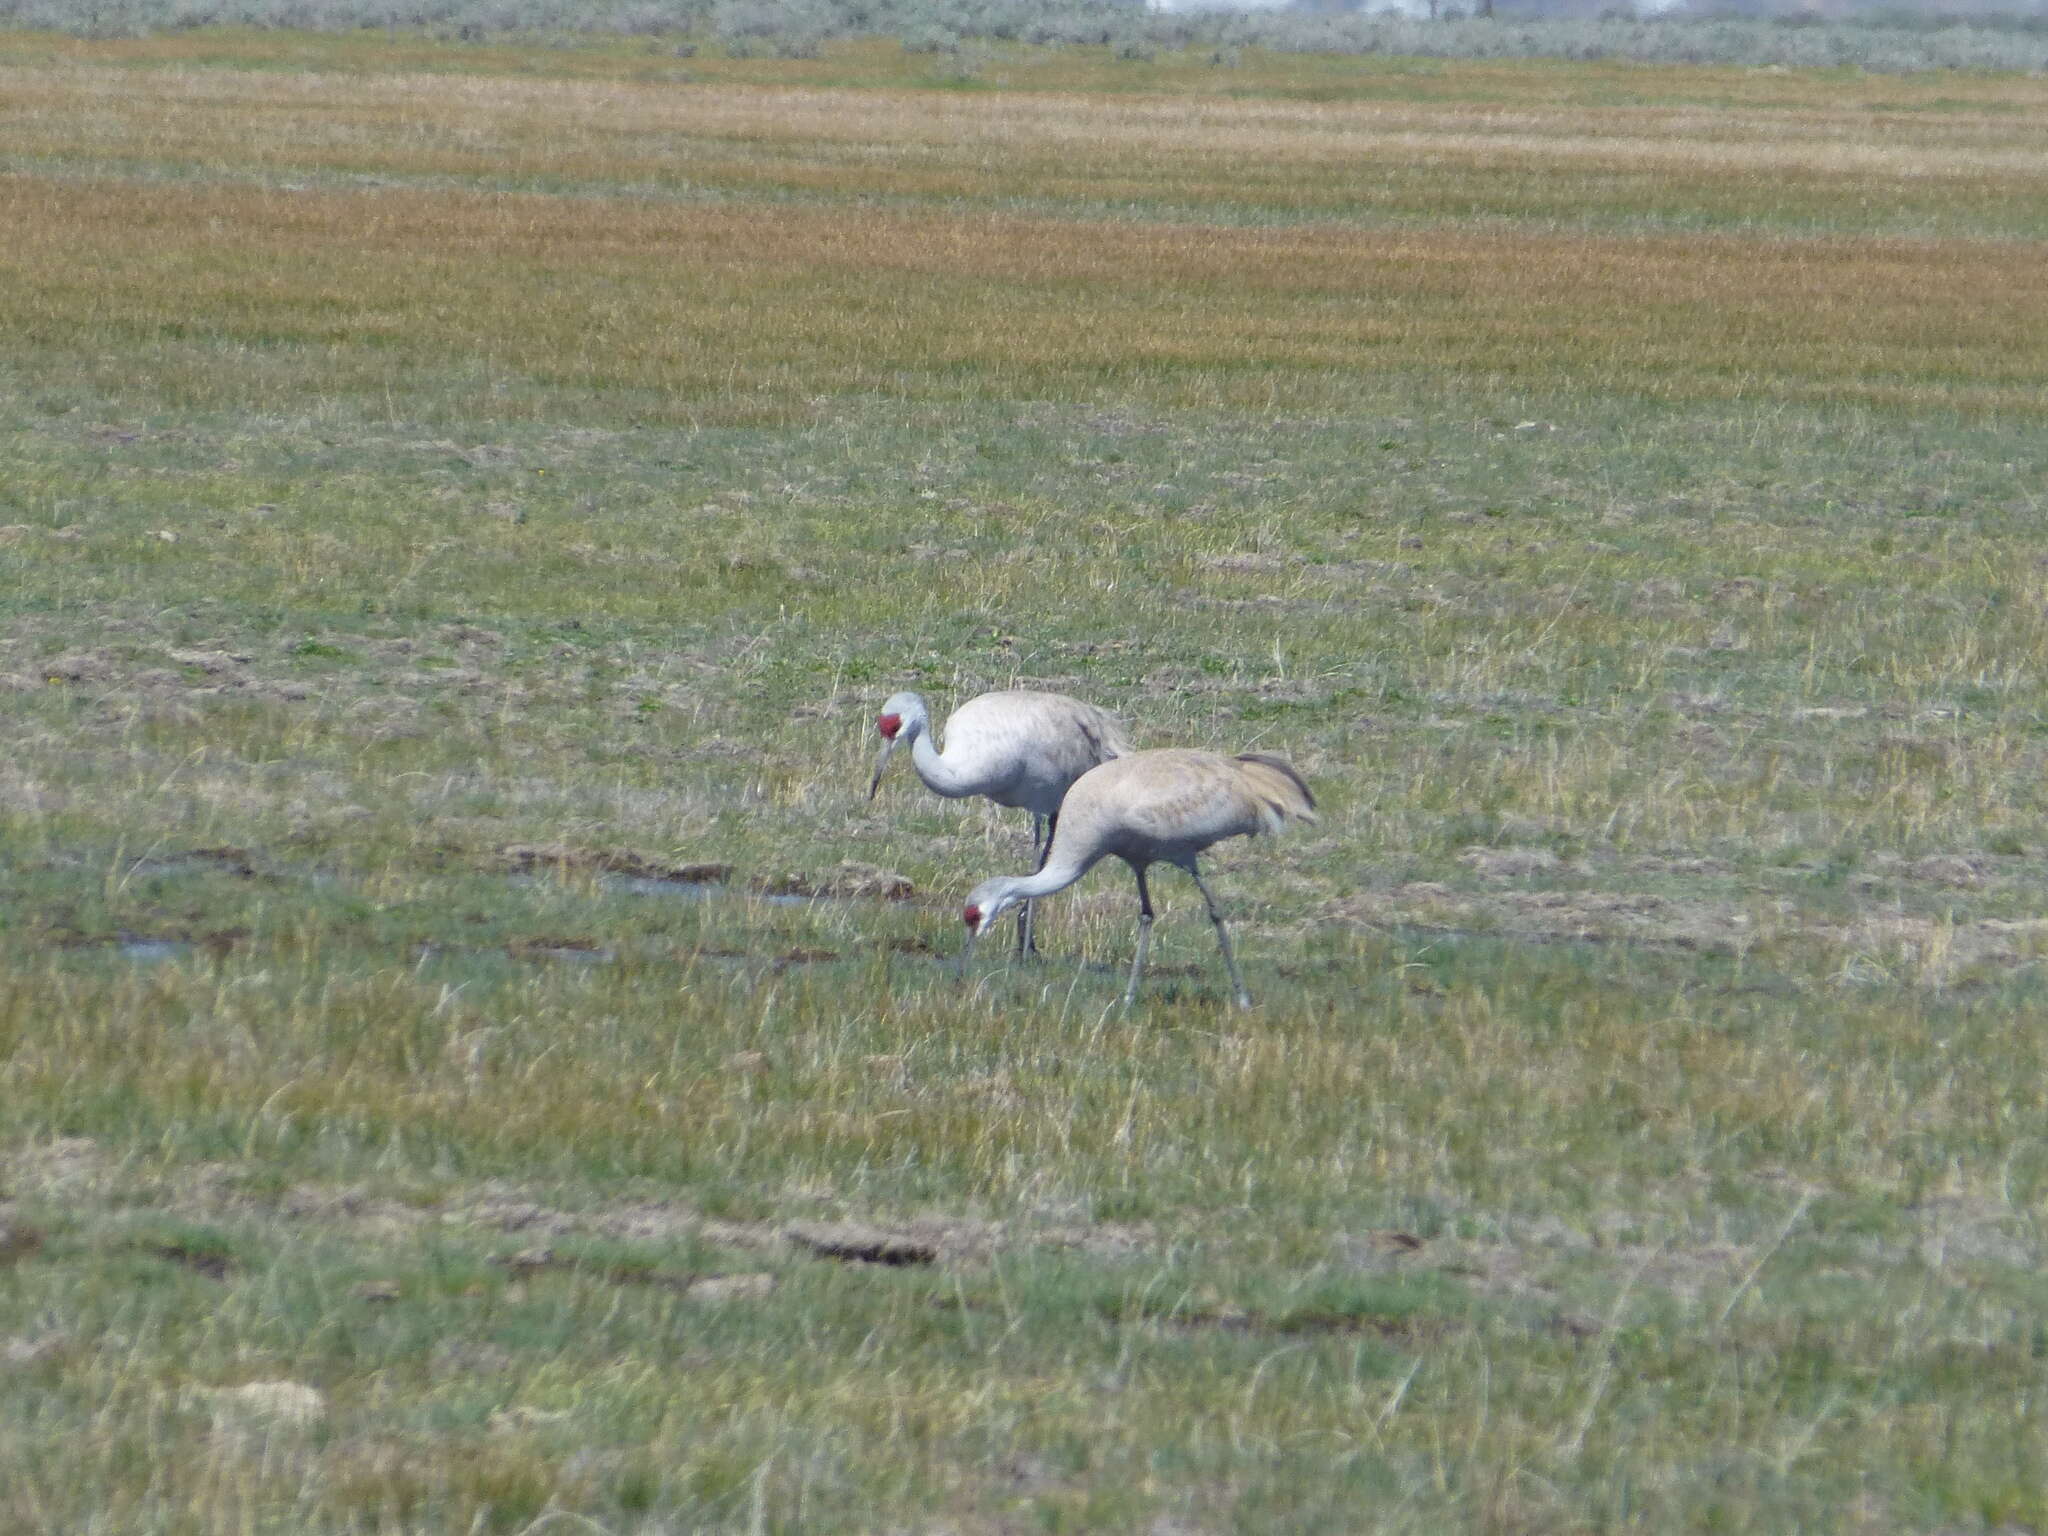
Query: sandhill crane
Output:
[[959, 748, 1316, 1010], [868, 688, 1132, 955]]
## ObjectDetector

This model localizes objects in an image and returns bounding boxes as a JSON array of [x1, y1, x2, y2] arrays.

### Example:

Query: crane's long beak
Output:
[[866, 739, 898, 801], [958, 926, 978, 985]]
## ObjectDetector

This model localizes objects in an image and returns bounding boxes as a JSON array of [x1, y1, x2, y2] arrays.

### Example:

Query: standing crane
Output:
[[958, 748, 1316, 1009], [868, 688, 1132, 955]]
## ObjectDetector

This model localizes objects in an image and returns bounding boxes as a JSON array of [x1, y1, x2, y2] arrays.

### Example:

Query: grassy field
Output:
[[5, 29, 2048, 1534]]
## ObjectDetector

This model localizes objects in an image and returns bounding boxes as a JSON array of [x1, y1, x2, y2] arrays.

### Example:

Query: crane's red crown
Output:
[[962, 903, 982, 929], [877, 712, 903, 740]]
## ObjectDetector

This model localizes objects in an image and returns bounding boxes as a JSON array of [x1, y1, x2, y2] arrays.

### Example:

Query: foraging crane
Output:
[[868, 688, 1132, 955], [959, 748, 1316, 1010]]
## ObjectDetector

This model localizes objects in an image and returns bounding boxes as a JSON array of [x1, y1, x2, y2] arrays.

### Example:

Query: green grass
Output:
[[5, 31, 2048, 1535]]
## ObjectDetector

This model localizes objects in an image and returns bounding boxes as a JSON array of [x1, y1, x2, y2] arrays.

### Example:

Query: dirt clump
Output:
[[1458, 847, 1566, 880], [506, 936, 612, 962], [39, 650, 120, 684], [500, 843, 733, 884], [0, 1221, 46, 1267], [787, 1221, 938, 1267]]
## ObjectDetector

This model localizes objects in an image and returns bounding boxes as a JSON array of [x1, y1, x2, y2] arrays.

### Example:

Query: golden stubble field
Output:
[[6, 42, 2048, 419]]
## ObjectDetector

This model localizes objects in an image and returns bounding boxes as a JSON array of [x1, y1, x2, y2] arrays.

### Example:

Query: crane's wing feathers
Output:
[[1083, 749, 1315, 851], [1072, 703, 1133, 766], [941, 690, 1131, 793], [1233, 753, 1317, 832]]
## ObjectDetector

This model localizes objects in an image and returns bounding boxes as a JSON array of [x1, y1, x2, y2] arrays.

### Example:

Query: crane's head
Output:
[[874, 691, 924, 740], [866, 692, 927, 800], [961, 876, 1024, 938], [955, 875, 1027, 985]]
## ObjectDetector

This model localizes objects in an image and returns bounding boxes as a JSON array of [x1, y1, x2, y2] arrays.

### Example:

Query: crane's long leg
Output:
[[1189, 865, 1252, 1010], [1122, 864, 1155, 1010], [1017, 813, 1047, 959]]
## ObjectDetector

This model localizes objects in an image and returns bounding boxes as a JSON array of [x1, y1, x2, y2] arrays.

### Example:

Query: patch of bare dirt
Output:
[[1140, 1294, 1456, 1345], [38, 650, 121, 684], [0, 1220, 46, 1267], [5, 1136, 116, 1197], [451, 1188, 1141, 1267], [274, 1185, 433, 1239], [12, 1149, 1157, 1280], [505, 936, 613, 963], [1411, 1226, 1752, 1312], [460, 1190, 710, 1246], [1172, 591, 1376, 617], [685, 1272, 777, 1303], [1035, 1222, 1155, 1260], [131, 846, 265, 879], [437, 623, 505, 650], [787, 1221, 938, 1267], [167, 648, 251, 674], [139, 1239, 233, 1280], [1903, 854, 1986, 888], [1627, 854, 1734, 878], [1816, 913, 2048, 982], [499, 843, 734, 884], [1458, 847, 1568, 880], [1198, 552, 1296, 575]]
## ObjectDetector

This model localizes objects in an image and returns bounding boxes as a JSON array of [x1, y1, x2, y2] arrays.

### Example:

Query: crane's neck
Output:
[[906, 720, 977, 799], [1001, 837, 1108, 904]]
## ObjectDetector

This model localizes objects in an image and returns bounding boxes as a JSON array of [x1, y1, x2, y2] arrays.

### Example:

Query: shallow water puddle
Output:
[[118, 937, 194, 965], [605, 873, 725, 901]]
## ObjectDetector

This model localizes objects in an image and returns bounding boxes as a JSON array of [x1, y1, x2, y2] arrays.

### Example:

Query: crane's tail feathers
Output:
[[1082, 708, 1136, 764], [1235, 753, 1318, 834]]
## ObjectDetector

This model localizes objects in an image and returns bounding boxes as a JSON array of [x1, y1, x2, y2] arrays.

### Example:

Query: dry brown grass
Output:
[[6, 43, 2044, 422], [8, 58, 2048, 234], [7, 167, 2045, 421]]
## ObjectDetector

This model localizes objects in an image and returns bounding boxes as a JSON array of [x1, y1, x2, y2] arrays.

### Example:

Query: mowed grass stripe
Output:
[[7, 62, 2048, 239], [7, 172, 2045, 417]]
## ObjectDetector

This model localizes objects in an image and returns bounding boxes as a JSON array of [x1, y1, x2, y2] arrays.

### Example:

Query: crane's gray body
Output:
[[869, 687, 1133, 957], [876, 688, 1131, 819], [961, 748, 1316, 1009]]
